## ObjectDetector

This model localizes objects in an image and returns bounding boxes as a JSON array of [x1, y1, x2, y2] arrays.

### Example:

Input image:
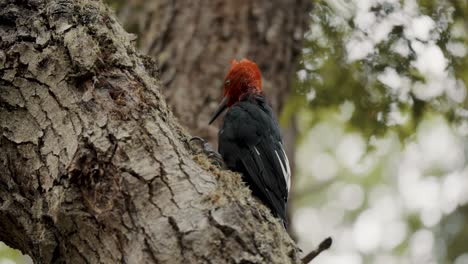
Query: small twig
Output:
[[301, 237, 333, 263]]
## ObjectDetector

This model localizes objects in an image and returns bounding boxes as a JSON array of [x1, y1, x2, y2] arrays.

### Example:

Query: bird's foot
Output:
[[189, 136, 225, 168]]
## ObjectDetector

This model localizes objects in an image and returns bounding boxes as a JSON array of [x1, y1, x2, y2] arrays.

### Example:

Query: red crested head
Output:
[[209, 58, 263, 124], [223, 59, 262, 107]]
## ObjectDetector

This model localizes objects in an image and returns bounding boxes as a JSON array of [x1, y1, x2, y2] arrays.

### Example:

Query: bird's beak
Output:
[[208, 96, 229, 124]]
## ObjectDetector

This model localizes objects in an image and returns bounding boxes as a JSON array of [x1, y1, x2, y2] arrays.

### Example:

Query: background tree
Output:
[[109, 0, 311, 145]]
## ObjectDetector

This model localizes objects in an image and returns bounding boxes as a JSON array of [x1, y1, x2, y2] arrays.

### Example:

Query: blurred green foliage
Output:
[[0, 242, 28, 264], [283, 0, 468, 140], [288, 1, 467, 263]]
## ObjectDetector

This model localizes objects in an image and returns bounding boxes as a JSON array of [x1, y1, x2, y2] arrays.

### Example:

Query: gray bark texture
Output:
[[0, 0, 300, 263], [115, 0, 312, 144]]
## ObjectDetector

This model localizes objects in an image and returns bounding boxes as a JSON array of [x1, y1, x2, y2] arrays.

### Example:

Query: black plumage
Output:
[[218, 93, 291, 224]]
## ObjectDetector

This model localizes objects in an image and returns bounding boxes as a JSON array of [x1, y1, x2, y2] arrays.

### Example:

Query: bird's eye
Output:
[[225, 79, 230, 86]]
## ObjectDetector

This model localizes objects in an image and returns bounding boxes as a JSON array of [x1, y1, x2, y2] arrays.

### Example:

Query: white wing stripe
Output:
[[281, 147, 291, 177], [253, 146, 261, 156], [279, 142, 291, 193], [275, 150, 290, 193]]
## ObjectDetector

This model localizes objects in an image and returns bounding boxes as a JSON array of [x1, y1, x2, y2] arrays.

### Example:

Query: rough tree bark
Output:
[[115, 0, 311, 144], [0, 0, 299, 263]]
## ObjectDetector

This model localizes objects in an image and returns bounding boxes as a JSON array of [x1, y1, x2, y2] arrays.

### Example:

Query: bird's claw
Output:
[[189, 136, 206, 152], [189, 136, 225, 168], [207, 152, 224, 168]]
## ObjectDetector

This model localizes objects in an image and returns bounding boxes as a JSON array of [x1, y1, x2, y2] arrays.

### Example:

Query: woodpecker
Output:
[[209, 58, 291, 226]]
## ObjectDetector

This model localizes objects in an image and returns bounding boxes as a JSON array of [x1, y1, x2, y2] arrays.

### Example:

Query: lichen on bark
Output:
[[0, 0, 299, 263]]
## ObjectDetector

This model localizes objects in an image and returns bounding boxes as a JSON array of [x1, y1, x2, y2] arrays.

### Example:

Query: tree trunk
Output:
[[115, 0, 311, 144], [0, 1, 299, 263]]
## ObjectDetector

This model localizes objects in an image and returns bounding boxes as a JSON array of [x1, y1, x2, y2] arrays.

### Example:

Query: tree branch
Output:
[[302, 237, 333, 263]]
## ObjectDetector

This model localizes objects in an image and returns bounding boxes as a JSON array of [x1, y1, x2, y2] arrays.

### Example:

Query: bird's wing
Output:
[[219, 101, 290, 221]]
